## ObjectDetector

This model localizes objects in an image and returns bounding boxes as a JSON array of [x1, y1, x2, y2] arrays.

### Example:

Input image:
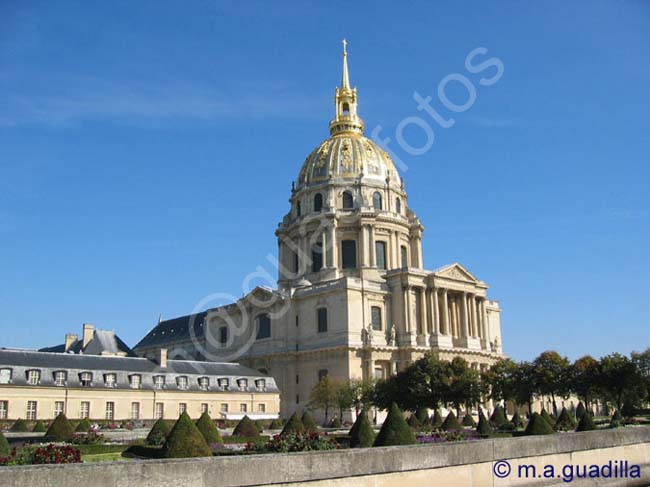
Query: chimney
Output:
[[82, 323, 95, 348], [64, 334, 78, 352], [158, 348, 168, 369]]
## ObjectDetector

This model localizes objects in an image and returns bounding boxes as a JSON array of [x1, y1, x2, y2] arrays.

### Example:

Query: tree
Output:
[[195, 412, 222, 446], [489, 405, 507, 428], [431, 410, 443, 429], [575, 402, 586, 420], [599, 353, 642, 411], [163, 412, 212, 458], [232, 415, 260, 437], [0, 430, 9, 457], [524, 412, 554, 436], [441, 411, 463, 431], [447, 357, 483, 416], [532, 351, 571, 416], [10, 419, 28, 432], [554, 408, 576, 431], [373, 403, 416, 447], [309, 376, 338, 425], [32, 421, 46, 433], [576, 411, 596, 432], [301, 411, 317, 432], [484, 358, 518, 406], [147, 418, 171, 446], [631, 349, 650, 405], [75, 418, 92, 433], [570, 355, 601, 410], [349, 409, 375, 448], [333, 380, 356, 423], [406, 414, 421, 430], [512, 362, 536, 414], [280, 412, 305, 435], [347, 378, 376, 416], [45, 413, 74, 442]]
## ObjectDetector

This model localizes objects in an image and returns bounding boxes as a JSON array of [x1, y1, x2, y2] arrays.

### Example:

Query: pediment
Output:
[[435, 263, 479, 283]]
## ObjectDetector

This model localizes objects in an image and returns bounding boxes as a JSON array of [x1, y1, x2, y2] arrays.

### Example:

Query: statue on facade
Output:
[[361, 326, 368, 345], [366, 323, 374, 345], [387, 323, 396, 346]]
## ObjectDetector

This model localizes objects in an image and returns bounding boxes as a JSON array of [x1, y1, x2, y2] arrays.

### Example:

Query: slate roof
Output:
[[39, 329, 137, 357], [134, 312, 207, 350]]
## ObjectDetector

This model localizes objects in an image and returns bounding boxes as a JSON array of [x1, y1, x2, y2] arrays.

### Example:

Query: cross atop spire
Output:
[[329, 39, 364, 136], [341, 39, 350, 90]]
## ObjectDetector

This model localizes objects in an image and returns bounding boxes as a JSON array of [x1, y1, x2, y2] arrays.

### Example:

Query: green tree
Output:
[[441, 411, 463, 431], [476, 409, 492, 437], [570, 355, 601, 411], [631, 349, 650, 404], [484, 358, 518, 406], [576, 412, 596, 432], [163, 412, 212, 458], [524, 412, 554, 436], [280, 412, 305, 435], [599, 353, 642, 411], [0, 430, 10, 457], [349, 409, 375, 448], [75, 418, 92, 433], [147, 418, 171, 446], [373, 403, 416, 447], [195, 412, 222, 445], [533, 351, 571, 416], [45, 413, 74, 442], [301, 411, 318, 432], [333, 380, 356, 423], [232, 415, 260, 437], [447, 357, 483, 416], [32, 421, 46, 433], [348, 378, 376, 416], [309, 376, 337, 425], [513, 362, 536, 414], [10, 419, 28, 432]]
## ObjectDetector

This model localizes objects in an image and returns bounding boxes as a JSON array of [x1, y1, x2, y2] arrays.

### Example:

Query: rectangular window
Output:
[[179, 403, 187, 415], [104, 373, 117, 388], [255, 379, 266, 391], [240, 403, 247, 413], [154, 403, 164, 420], [256, 314, 271, 340], [27, 370, 40, 385], [220, 403, 228, 413], [130, 374, 141, 389], [295, 315, 299, 327], [105, 402, 114, 420], [177, 376, 188, 390], [311, 243, 323, 272], [54, 401, 64, 417], [295, 374, 299, 384], [131, 402, 140, 420], [26, 400, 37, 420], [154, 376, 165, 390], [371, 306, 382, 331], [374, 366, 385, 380], [317, 308, 328, 333], [80, 401, 90, 419], [219, 326, 228, 346], [400, 245, 408, 268], [375, 241, 387, 270], [258, 404, 266, 413], [54, 371, 66, 386], [341, 240, 357, 269], [0, 401, 8, 420], [0, 369, 11, 384], [218, 378, 229, 390], [80, 372, 92, 387], [237, 379, 248, 391], [201, 403, 208, 414], [318, 369, 328, 381], [198, 377, 210, 391]]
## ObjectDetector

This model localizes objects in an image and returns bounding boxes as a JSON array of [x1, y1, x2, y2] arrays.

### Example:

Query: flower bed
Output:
[[0, 444, 81, 466]]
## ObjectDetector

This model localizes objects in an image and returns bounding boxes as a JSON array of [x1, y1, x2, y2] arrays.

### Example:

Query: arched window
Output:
[[373, 191, 383, 210], [317, 308, 328, 333], [256, 314, 271, 340], [396, 197, 402, 214], [219, 326, 228, 346], [400, 245, 408, 268], [314, 193, 323, 212], [311, 242, 323, 272], [342, 191, 354, 209], [371, 306, 382, 331], [341, 240, 357, 269], [342, 103, 350, 115], [296, 201, 301, 217], [375, 241, 387, 270]]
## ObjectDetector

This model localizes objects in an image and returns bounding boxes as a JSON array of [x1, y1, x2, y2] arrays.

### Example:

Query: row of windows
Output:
[[0, 369, 265, 391], [296, 192, 403, 216], [0, 400, 266, 421]]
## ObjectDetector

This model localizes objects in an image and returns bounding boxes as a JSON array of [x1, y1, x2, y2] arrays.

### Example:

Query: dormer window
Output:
[[104, 373, 117, 388], [177, 376, 188, 390], [129, 374, 141, 389], [153, 375, 165, 390], [255, 379, 266, 391], [53, 371, 67, 387], [237, 379, 248, 391], [0, 368, 12, 385], [218, 378, 229, 390], [79, 372, 93, 387], [198, 377, 210, 391], [27, 369, 41, 385]]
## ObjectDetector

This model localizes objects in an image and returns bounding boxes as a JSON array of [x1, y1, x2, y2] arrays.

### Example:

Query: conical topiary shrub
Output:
[[301, 411, 317, 432], [329, 417, 342, 428], [269, 418, 284, 429], [349, 410, 376, 448], [195, 412, 222, 446], [45, 413, 74, 441], [147, 418, 171, 446], [415, 408, 430, 425], [576, 402, 586, 420], [10, 418, 28, 432], [407, 413, 421, 430], [610, 410, 623, 428], [0, 430, 10, 457], [163, 412, 212, 458], [462, 412, 476, 427], [32, 420, 46, 433], [511, 410, 523, 428], [524, 412, 555, 436], [540, 409, 554, 427], [554, 408, 577, 431], [431, 410, 443, 429], [232, 415, 260, 437], [75, 418, 92, 433], [476, 409, 493, 437], [373, 403, 416, 447], [489, 405, 507, 428], [576, 412, 596, 432], [441, 411, 463, 431], [281, 412, 305, 435]]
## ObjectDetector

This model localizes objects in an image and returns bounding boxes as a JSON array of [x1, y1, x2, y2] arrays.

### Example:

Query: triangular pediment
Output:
[[434, 263, 480, 282]]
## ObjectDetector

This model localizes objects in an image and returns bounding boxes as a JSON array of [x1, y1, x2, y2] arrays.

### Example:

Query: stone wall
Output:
[[1, 427, 649, 486]]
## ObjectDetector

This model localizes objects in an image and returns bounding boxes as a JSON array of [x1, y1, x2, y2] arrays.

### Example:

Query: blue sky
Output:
[[1, 1, 648, 362]]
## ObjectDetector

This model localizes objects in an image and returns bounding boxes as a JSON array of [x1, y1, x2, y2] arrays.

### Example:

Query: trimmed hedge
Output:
[[373, 403, 416, 447], [554, 408, 577, 431], [75, 418, 92, 433], [32, 421, 46, 433], [281, 412, 305, 436], [489, 405, 507, 427], [431, 410, 443, 429], [123, 445, 165, 459], [301, 411, 318, 432], [406, 414, 421, 430], [146, 418, 171, 446], [45, 413, 74, 442], [269, 418, 284, 429], [349, 410, 375, 448], [10, 419, 29, 432], [232, 415, 260, 437], [328, 417, 342, 428], [415, 408, 430, 425], [576, 402, 586, 420], [76, 444, 129, 455], [0, 430, 9, 457], [540, 409, 554, 427], [476, 409, 493, 437], [576, 412, 596, 432], [441, 411, 463, 432], [222, 435, 269, 445], [195, 412, 222, 445], [524, 412, 555, 436], [510, 411, 523, 428], [462, 412, 476, 427], [163, 412, 212, 458]]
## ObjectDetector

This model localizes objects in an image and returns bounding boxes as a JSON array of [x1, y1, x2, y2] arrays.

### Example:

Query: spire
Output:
[[329, 39, 364, 136], [341, 39, 350, 90]]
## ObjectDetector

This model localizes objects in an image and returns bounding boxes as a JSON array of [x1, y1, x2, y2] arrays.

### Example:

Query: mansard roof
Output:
[[134, 311, 207, 350], [40, 329, 136, 357]]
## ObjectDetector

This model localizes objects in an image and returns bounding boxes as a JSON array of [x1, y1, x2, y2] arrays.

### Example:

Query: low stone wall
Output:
[[1, 427, 650, 486]]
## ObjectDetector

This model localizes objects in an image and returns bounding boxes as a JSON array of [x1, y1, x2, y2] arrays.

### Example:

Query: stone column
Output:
[[416, 236, 423, 269], [369, 225, 376, 267], [331, 222, 338, 269], [441, 289, 449, 335], [403, 286, 411, 333], [469, 294, 477, 337], [450, 296, 457, 337], [321, 229, 328, 270], [418, 288, 426, 336], [432, 288, 440, 334], [360, 225, 368, 268], [481, 299, 490, 343], [461, 292, 469, 338]]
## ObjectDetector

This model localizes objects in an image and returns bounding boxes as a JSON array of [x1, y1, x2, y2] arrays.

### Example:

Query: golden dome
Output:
[[297, 134, 401, 188]]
